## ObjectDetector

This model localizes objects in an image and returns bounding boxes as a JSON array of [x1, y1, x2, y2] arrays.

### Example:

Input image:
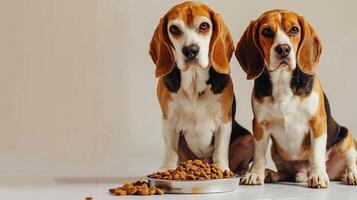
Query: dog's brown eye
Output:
[[289, 26, 299, 35], [199, 22, 210, 32], [169, 25, 181, 35], [262, 28, 274, 38]]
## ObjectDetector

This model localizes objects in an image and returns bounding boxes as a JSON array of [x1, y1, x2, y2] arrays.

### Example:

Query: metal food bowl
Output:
[[147, 176, 239, 194]]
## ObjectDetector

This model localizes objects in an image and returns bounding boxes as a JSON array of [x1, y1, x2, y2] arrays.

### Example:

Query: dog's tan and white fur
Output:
[[149, 2, 253, 173], [236, 10, 357, 188]]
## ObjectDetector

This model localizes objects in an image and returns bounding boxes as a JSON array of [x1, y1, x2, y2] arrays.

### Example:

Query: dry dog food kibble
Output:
[[108, 180, 164, 196], [149, 160, 235, 180]]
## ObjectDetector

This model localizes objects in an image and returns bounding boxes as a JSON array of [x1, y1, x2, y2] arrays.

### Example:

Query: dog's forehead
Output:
[[281, 12, 299, 27], [259, 11, 280, 25], [259, 10, 299, 27], [166, 3, 211, 25]]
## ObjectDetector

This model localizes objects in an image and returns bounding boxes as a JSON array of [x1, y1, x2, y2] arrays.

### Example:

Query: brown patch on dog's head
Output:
[[150, 2, 234, 77], [209, 11, 234, 74], [236, 10, 322, 79], [235, 19, 264, 79], [296, 15, 322, 75], [149, 15, 175, 78]]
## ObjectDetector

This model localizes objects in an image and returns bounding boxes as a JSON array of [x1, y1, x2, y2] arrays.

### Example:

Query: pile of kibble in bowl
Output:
[[149, 159, 236, 180]]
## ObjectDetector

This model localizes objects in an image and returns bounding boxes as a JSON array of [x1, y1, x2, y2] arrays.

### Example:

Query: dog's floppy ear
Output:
[[149, 16, 175, 78], [235, 20, 265, 80], [209, 13, 234, 75], [297, 16, 322, 75]]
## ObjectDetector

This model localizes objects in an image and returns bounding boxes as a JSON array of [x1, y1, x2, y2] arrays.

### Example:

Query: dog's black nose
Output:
[[182, 44, 200, 59], [275, 44, 291, 58]]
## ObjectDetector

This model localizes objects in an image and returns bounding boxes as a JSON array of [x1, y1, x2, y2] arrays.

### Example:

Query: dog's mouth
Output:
[[279, 61, 288, 66], [185, 58, 198, 65], [180, 59, 203, 71], [267, 60, 291, 73]]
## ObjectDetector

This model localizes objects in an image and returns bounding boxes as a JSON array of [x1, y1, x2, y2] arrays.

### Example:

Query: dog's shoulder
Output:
[[206, 67, 230, 94], [163, 66, 181, 93], [290, 67, 315, 97]]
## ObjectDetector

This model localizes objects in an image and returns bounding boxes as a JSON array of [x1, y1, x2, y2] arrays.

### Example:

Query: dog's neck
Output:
[[163, 65, 229, 99], [180, 65, 210, 99], [254, 66, 315, 102], [269, 68, 294, 102]]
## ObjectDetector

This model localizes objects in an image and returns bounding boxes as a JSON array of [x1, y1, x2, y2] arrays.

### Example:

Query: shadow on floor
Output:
[[53, 176, 146, 184], [0, 176, 146, 186]]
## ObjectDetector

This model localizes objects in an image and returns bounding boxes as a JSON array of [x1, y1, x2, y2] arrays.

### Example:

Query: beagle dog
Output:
[[235, 10, 357, 188], [149, 2, 253, 173]]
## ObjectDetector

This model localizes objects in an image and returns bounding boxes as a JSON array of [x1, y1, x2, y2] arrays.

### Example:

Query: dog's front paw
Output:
[[264, 169, 279, 183], [236, 167, 249, 177], [215, 162, 229, 172], [308, 170, 330, 188], [240, 171, 264, 185], [295, 171, 308, 183], [342, 170, 357, 185]]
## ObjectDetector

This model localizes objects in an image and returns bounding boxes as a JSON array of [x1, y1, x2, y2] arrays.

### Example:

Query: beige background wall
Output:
[[0, 0, 356, 178]]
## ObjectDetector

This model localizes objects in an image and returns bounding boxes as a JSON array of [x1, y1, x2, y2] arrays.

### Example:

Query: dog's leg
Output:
[[308, 124, 330, 188], [342, 137, 357, 185], [213, 121, 232, 171], [265, 143, 293, 183], [160, 119, 180, 171], [326, 134, 357, 184], [343, 148, 357, 185], [229, 133, 253, 176], [295, 168, 309, 183], [178, 134, 198, 162], [264, 169, 290, 183], [240, 119, 269, 185]]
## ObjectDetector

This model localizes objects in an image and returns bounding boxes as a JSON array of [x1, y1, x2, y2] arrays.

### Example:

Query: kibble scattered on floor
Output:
[[109, 180, 164, 196]]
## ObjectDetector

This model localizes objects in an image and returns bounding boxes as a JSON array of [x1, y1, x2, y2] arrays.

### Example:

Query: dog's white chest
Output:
[[254, 70, 319, 160], [260, 97, 314, 159], [167, 67, 221, 158]]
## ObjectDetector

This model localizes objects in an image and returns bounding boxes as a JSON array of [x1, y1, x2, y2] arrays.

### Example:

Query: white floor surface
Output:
[[1, 176, 356, 200]]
